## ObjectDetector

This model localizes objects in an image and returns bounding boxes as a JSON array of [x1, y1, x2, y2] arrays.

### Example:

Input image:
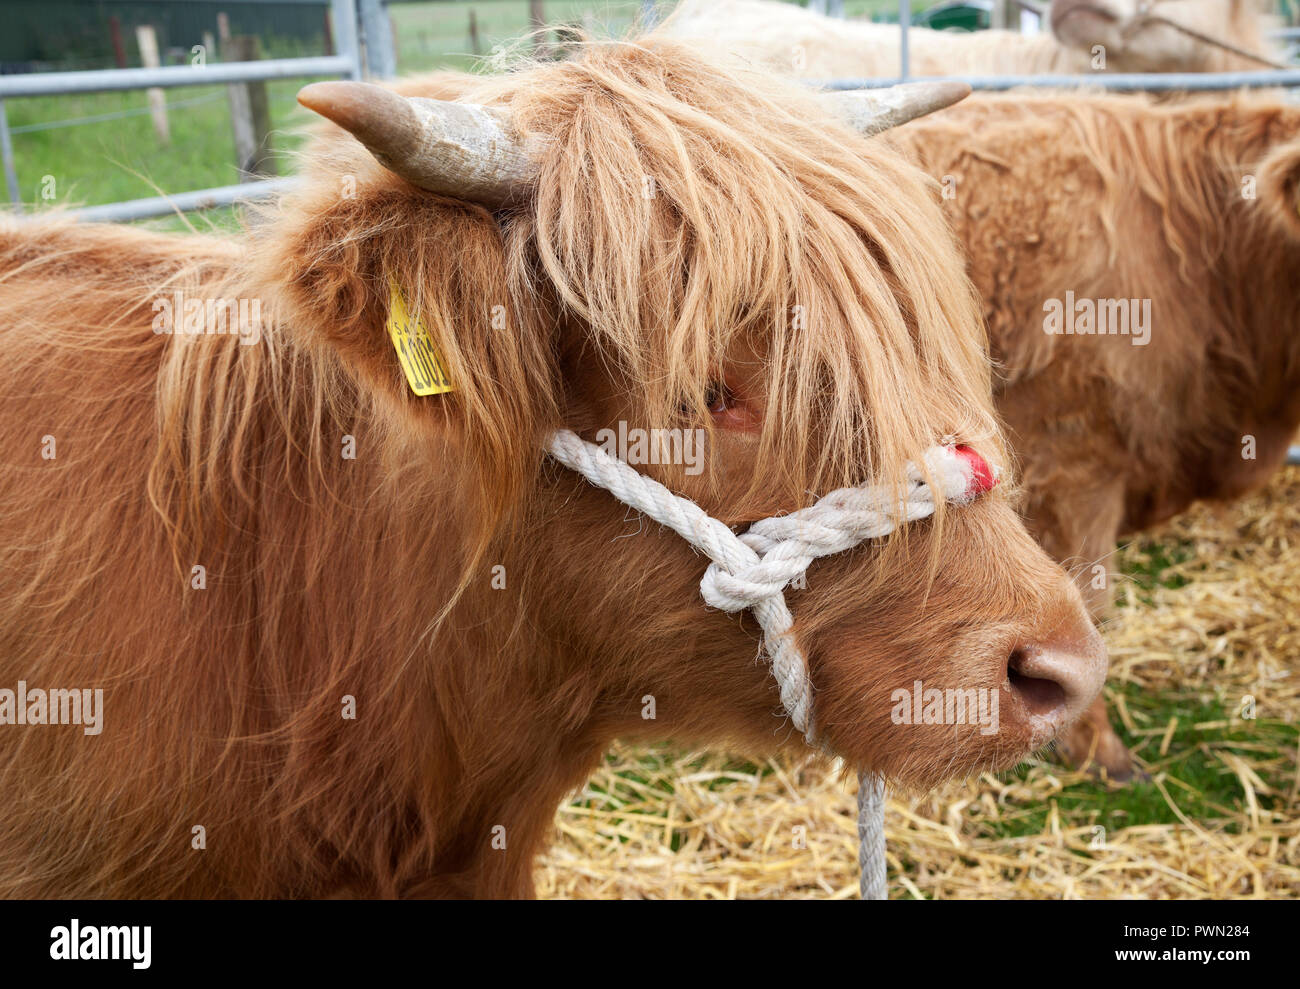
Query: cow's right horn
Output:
[[824, 80, 971, 136], [297, 81, 539, 207]]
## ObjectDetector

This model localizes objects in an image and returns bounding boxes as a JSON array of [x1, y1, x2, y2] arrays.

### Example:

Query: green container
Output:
[[914, 1, 992, 32]]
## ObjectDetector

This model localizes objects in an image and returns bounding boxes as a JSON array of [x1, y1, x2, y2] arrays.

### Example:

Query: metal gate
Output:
[[0, 0, 404, 222]]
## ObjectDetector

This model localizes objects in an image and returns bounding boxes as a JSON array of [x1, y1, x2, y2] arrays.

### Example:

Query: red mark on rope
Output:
[[953, 445, 997, 498]]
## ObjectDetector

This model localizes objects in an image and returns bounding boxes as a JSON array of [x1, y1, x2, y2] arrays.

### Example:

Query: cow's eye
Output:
[[684, 380, 758, 431], [705, 383, 730, 415]]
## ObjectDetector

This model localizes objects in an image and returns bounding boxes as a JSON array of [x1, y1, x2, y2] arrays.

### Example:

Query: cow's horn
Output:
[[824, 80, 971, 136], [297, 81, 538, 207]]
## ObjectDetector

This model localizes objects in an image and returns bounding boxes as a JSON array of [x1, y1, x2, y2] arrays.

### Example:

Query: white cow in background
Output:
[[664, 0, 1276, 78]]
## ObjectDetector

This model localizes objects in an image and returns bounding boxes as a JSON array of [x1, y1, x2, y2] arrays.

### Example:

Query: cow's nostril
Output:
[[1007, 649, 1068, 719], [1004, 614, 1107, 746]]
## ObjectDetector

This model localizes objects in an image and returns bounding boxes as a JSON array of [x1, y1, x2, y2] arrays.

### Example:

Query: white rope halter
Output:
[[545, 427, 998, 899]]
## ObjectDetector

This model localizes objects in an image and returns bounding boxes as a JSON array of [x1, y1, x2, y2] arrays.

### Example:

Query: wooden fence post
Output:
[[358, 0, 397, 78], [135, 25, 170, 144], [108, 16, 128, 68], [468, 10, 482, 57], [530, 0, 549, 58], [225, 36, 276, 180]]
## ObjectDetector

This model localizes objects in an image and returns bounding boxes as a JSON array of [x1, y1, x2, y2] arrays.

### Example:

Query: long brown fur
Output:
[[0, 40, 1100, 897], [894, 91, 1300, 774]]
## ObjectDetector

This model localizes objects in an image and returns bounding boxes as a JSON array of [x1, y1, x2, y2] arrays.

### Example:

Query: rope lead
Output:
[[545, 427, 998, 898]]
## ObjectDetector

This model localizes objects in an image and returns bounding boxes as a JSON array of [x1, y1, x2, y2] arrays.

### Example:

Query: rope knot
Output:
[[545, 430, 1001, 742], [544, 428, 1002, 898], [699, 442, 999, 616]]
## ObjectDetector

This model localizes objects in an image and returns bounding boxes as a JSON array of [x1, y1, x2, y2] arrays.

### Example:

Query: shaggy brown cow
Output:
[[0, 42, 1105, 898], [894, 90, 1300, 777]]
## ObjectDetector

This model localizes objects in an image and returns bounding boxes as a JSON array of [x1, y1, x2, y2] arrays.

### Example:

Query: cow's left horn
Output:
[[297, 81, 538, 207], [823, 80, 971, 136]]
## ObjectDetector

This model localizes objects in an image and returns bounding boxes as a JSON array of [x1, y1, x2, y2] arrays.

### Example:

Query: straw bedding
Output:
[[536, 466, 1300, 898]]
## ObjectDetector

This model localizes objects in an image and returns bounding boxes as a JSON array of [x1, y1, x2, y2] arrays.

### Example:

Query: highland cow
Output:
[[894, 90, 1300, 777], [0, 42, 1104, 898]]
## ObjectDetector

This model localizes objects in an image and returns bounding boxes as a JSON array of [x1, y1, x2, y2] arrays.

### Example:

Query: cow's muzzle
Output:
[[1005, 610, 1107, 748]]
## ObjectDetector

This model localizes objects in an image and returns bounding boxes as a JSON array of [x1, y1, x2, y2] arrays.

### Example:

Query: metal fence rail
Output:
[[0, 0, 363, 219], [821, 69, 1300, 91], [68, 177, 299, 224], [0, 55, 356, 100], [7, 92, 226, 133]]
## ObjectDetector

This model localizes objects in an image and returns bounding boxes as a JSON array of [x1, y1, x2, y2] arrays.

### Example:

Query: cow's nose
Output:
[[1006, 610, 1107, 746]]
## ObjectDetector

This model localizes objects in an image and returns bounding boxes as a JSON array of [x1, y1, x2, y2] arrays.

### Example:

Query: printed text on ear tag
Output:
[[387, 280, 453, 396]]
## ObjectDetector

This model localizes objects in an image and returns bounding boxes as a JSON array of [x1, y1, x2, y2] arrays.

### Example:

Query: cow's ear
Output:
[[261, 170, 558, 480], [1256, 137, 1300, 240]]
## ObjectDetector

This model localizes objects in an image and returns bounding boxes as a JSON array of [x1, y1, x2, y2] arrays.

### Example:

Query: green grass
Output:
[[390, 0, 644, 74], [4, 79, 320, 219], [985, 692, 1296, 839], [1117, 536, 1195, 605]]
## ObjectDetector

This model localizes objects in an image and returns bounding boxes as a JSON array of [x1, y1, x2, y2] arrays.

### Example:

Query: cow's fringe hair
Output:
[[261, 38, 1007, 597], [487, 41, 1002, 502]]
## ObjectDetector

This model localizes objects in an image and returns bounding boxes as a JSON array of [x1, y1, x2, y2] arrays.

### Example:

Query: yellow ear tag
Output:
[[386, 280, 454, 396]]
